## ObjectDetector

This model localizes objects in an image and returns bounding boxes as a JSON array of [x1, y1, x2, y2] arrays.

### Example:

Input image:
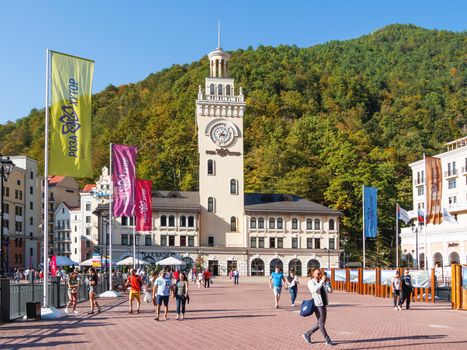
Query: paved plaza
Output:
[[1, 278, 466, 350]]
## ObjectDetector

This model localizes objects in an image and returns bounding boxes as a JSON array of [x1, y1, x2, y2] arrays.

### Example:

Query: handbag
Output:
[[300, 299, 315, 317]]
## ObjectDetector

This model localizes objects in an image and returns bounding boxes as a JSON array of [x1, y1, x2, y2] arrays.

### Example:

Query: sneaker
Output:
[[302, 333, 312, 344], [325, 337, 334, 346], [292, 304, 295, 307], [397, 305, 402, 311], [64, 308, 69, 313], [394, 307, 397, 310], [73, 310, 79, 314]]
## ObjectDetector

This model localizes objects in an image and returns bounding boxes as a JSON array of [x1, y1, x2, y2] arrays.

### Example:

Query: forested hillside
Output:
[[1, 24, 465, 265]]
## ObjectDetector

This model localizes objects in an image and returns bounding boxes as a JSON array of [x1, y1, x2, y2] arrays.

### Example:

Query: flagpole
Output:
[[423, 153, 427, 270], [362, 185, 366, 268], [108, 143, 113, 290], [396, 203, 399, 269], [132, 180, 136, 270], [43, 49, 50, 308]]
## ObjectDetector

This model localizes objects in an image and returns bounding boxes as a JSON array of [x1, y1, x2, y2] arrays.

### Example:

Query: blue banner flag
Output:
[[363, 186, 378, 238]]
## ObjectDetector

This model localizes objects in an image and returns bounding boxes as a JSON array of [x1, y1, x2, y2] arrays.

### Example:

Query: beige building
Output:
[[94, 41, 342, 276]]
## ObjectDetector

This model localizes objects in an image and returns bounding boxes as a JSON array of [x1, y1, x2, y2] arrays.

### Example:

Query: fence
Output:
[[323, 268, 436, 303], [451, 264, 467, 310]]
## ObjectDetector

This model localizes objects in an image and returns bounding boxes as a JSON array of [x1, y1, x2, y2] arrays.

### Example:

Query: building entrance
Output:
[[208, 260, 219, 276], [227, 260, 237, 276]]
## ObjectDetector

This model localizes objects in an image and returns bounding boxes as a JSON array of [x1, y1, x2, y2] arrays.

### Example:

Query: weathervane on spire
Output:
[[217, 20, 221, 50]]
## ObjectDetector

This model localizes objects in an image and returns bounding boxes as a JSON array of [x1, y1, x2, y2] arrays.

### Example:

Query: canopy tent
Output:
[[80, 258, 116, 267], [156, 256, 185, 266], [116, 256, 149, 266], [55, 256, 79, 266]]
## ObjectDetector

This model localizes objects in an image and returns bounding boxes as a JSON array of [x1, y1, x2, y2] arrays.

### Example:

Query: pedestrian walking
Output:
[[126, 268, 143, 314], [302, 268, 334, 346], [392, 271, 402, 310], [153, 270, 172, 321], [174, 272, 189, 320], [233, 268, 240, 285], [65, 270, 79, 314], [400, 269, 413, 310], [269, 266, 288, 309], [204, 269, 212, 288], [287, 268, 299, 307], [197, 270, 204, 288], [87, 268, 101, 314], [228, 269, 233, 284]]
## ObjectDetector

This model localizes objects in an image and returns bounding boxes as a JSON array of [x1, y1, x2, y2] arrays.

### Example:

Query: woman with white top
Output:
[[287, 268, 300, 307], [392, 271, 402, 310]]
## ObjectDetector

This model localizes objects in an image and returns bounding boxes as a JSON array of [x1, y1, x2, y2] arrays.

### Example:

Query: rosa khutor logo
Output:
[[117, 174, 131, 193], [59, 105, 81, 134], [139, 200, 148, 215]]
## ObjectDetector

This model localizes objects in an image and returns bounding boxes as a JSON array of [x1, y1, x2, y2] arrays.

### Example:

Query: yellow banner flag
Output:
[[50, 51, 94, 177]]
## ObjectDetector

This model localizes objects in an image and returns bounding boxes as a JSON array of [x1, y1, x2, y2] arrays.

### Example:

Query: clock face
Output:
[[210, 122, 235, 147]]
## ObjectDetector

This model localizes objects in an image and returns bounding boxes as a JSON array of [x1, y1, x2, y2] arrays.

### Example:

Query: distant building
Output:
[[401, 136, 467, 268]]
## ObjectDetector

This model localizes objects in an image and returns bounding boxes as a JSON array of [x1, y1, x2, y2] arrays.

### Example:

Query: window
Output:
[[230, 179, 237, 194], [168, 215, 175, 227], [5, 187, 9, 197], [15, 222, 22, 232], [292, 237, 298, 249], [265, 217, 274, 229], [30, 186, 33, 195], [208, 236, 214, 247], [417, 186, 424, 196], [86, 203, 91, 211], [269, 237, 276, 248], [292, 218, 298, 230], [448, 178, 457, 189], [86, 216, 91, 223], [86, 228, 91, 235], [210, 84, 215, 95], [314, 219, 321, 230], [168, 236, 175, 246], [180, 235, 187, 247], [75, 237, 77, 243], [250, 237, 257, 248], [258, 217, 264, 229], [277, 218, 283, 229], [218, 84, 223, 95], [329, 219, 335, 231], [258, 237, 265, 248], [122, 234, 128, 245], [180, 215, 186, 227], [277, 238, 283, 248], [19, 191, 23, 200], [145, 235, 152, 246], [307, 238, 313, 249], [122, 216, 128, 225], [329, 238, 336, 250], [75, 248, 77, 254], [160, 235, 167, 246], [85, 240, 91, 248], [29, 217, 33, 225], [188, 236, 194, 247], [160, 215, 167, 226], [3, 203, 8, 213], [250, 217, 257, 229], [188, 216, 195, 227], [315, 238, 321, 249], [15, 206, 22, 216], [306, 219, 313, 230], [449, 196, 457, 205], [15, 189, 18, 199], [29, 202, 33, 210], [230, 216, 237, 231], [208, 197, 215, 212], [208, 159, 215, 175], [17, 180, 21, 186]]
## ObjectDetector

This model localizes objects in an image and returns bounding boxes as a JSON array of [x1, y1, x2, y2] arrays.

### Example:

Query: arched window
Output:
[[292, 218, 298, 230], [208, 197, 215, 212], [160, 215, 167, 227], [277, 218, 283, 229], [289, 259, 302, 276], [329, 219, 335, 231], [433, 252, 443, 267], [209, 84, 214, 95], [226, 85, 231, 95], [218, 84, 223, 95], [251, 258, 265, 276], [250, 217, 257, 229], [306, 219, 313, 230], [258, 217, 265, 229], [168, 215, 175, 227], [180, 215, 186, 227], [230, 216, 237, 231], [208, 159, 215, 175], [449, 251, 460, 264], [307, 259, 320, 277], [230, 179, 237, 194], [188, 215, 195, 227], [269, 218, 275, 229], [269, 258, 283, 275], [314, 219, 321, 230]]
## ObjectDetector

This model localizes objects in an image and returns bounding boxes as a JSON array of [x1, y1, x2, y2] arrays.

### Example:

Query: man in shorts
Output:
[[269, 265, 288, 309], [153, 270, 172, 321], [126, 269, 143, 314]]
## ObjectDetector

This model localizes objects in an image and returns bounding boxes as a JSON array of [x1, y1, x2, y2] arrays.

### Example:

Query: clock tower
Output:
[[196, 36, 246, 248]]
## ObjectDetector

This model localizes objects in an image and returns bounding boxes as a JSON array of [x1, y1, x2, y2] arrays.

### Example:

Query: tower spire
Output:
[[217, 20, 221, 49]]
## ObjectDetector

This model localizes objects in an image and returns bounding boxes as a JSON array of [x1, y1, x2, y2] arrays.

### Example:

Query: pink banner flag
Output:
[[136, 179, 152, 231], [50, 256, 58, 277], [112, 144, 137, 217]]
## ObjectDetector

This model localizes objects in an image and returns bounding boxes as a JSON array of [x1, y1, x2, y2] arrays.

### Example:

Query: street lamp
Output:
[[0, 155, 15, 278], [340, 237, 348, 268], [136, 234, 141, 270], [410, 222, 423, 269], [324, 247, 331, 270]]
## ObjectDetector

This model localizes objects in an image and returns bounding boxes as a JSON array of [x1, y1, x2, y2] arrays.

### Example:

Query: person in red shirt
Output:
[[203, 269, 212, 288], [173, 269, 180, 284], [125, 269, 143, 313]]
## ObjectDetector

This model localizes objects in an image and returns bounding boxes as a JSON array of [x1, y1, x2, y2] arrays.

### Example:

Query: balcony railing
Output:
[[414, 179, 424, 186], [444, 169, 458, 178]]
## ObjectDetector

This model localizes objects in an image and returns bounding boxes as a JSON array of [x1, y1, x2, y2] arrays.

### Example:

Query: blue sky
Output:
[[0, 0, 465, 123]]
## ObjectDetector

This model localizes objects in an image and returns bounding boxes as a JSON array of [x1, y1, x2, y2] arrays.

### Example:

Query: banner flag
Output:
[[398, 205, 412, 224], [135, 179, 153, 232], [425, 156, 442, 224], [363, 186, 378, 238], [442, 208, 458, 224], [49, 51, 94, 177], [112, 144, 137, 217], [50, 256, 58, 277]]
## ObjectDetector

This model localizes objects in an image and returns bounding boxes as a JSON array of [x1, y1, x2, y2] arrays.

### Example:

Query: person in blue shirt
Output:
[[269, 265, 288, 309]]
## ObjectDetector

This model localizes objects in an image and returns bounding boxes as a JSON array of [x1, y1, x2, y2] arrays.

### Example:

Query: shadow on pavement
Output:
[[2, 340, 87, 349]]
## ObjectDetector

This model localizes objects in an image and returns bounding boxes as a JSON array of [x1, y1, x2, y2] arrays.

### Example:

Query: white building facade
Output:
[[401, 137, 467, 268]]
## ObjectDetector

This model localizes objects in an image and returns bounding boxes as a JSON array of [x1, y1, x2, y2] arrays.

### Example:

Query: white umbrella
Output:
[[116, 256, 149, 266], [79, 258, 94, 266], [156, 256, 185, 266]]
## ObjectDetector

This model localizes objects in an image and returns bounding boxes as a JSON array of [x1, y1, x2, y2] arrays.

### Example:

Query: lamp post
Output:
[[0, 155, 15, 278], [136, 234, 141, 270], [340, 237, 348, 268], [410, 222, 423, 269], [325, 248, 331, 270]]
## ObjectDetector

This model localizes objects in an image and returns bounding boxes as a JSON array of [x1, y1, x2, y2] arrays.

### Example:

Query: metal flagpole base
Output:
[[99, 290, 121, 298], [40, 307, 68, 319]]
